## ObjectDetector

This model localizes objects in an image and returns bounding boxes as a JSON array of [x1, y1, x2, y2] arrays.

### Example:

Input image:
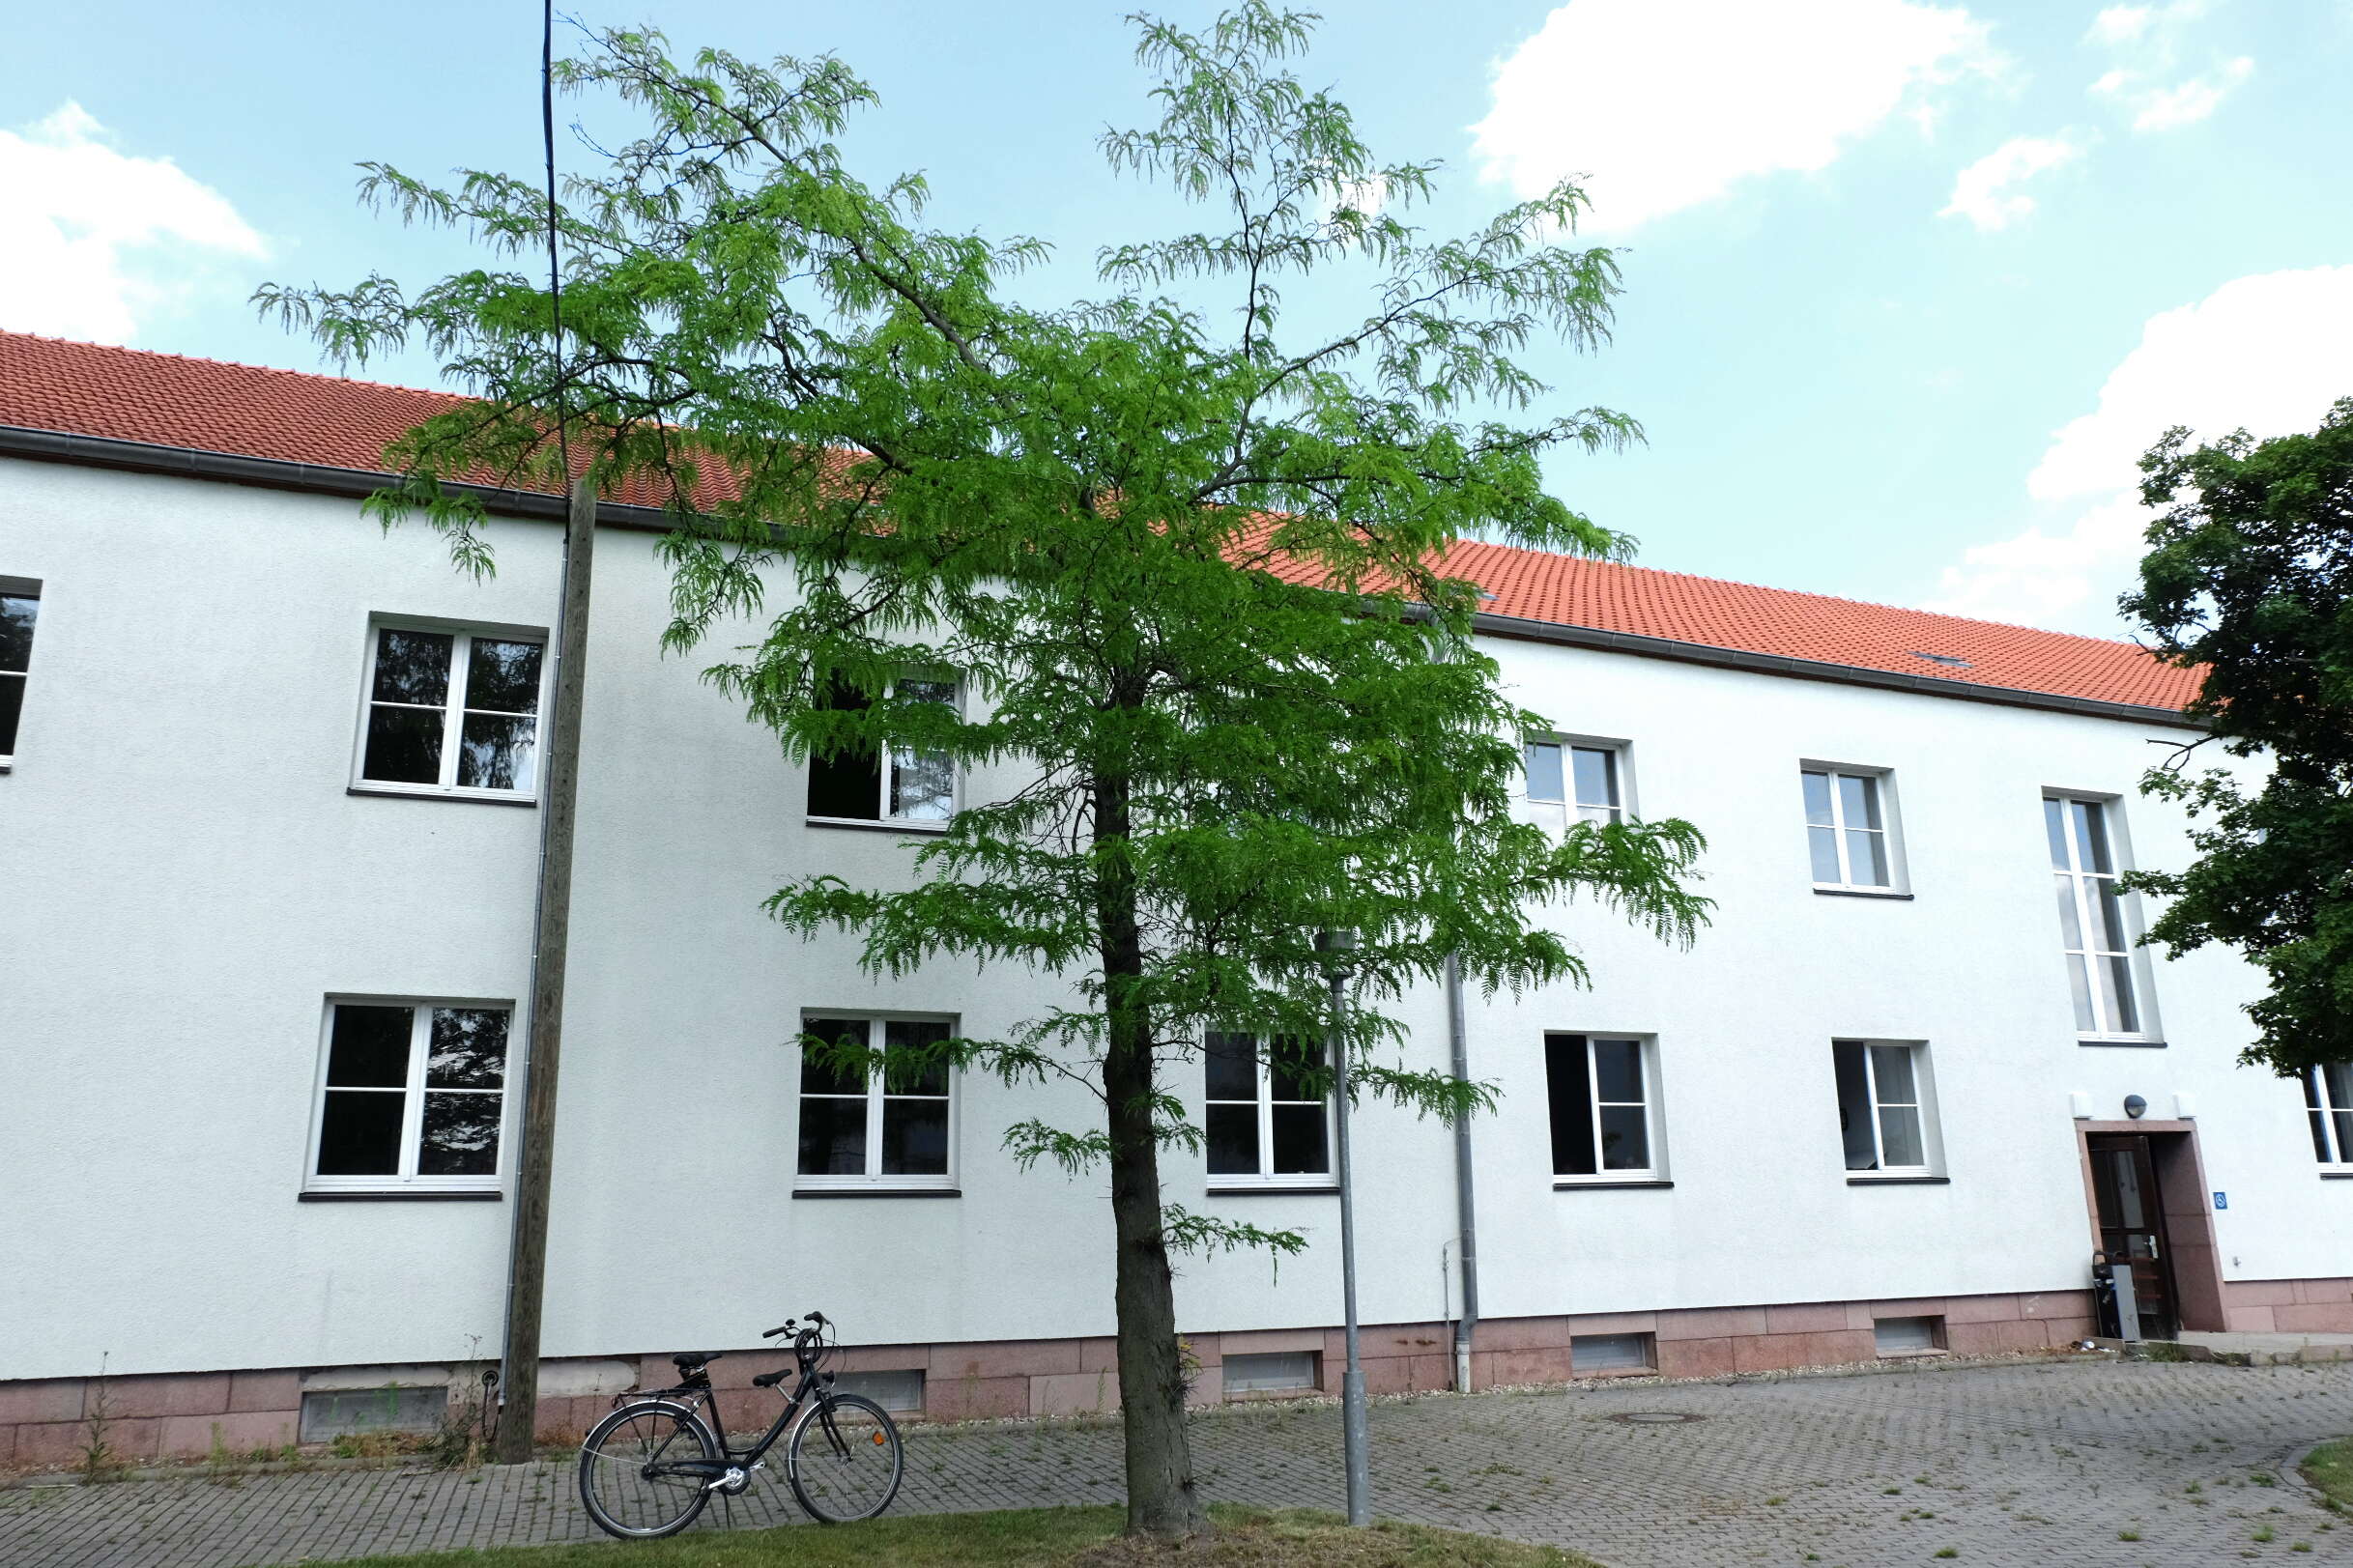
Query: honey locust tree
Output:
[[2122, 400, 2353, 1077], [261, 6, 1707, 1536]]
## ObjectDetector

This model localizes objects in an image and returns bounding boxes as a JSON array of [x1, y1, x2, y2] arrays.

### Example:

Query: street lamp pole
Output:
[[1317, 927, 1370, 1526]]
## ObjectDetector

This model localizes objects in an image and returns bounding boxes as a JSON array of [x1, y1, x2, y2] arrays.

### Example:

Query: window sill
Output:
[[2075, 1037, 2167, 1049], [348, 784, 536, 809], [2319, 1170, 2353, 1180], [1812, 886, 1913, 900], [1208, 1183, 1339, 1196], [1553, 1179, 1673, 1190], [791, 1186, 961, 1199], [1847, 1174, 1950, 1185], [300, 1189, 502, 1202], [804, 815, 953, 836]]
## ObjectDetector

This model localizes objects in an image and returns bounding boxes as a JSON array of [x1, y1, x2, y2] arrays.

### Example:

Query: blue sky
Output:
[[6, 1, 2350, 635]]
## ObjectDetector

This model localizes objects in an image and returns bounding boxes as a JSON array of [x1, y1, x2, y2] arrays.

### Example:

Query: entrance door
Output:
[[2087, 1134, 2178, 1340]]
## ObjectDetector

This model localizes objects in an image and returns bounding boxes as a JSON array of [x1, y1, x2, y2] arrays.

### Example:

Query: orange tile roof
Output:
[[0, 331, 2199, 715]]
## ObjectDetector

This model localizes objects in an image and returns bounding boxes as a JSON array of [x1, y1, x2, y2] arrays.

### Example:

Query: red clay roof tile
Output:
[[0, 331, 2198, 714]]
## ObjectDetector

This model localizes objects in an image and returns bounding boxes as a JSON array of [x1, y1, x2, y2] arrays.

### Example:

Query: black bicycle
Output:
[[577, 1311, 904, 1538]]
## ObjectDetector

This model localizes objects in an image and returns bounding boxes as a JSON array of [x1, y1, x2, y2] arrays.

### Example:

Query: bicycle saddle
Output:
[[672, 1351, 724, 1370]]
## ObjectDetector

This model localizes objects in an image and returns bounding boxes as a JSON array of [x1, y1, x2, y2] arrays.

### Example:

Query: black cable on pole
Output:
[[543, 0, 569, 470]]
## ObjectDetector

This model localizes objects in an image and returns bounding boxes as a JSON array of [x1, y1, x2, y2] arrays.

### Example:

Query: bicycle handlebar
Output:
[[760, 1309, 827, 1341]]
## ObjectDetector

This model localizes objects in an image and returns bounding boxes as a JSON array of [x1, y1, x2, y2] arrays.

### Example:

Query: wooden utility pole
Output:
[[495, 472, 595, 1463]]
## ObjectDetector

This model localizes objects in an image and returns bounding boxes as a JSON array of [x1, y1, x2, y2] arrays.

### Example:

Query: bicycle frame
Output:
[[636, 1346, 849, 1483]]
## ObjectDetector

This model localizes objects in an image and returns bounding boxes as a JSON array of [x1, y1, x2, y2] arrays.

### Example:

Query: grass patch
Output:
[[2305, 1440, 2353, 1512], [315, 1505, 1598, 1567]]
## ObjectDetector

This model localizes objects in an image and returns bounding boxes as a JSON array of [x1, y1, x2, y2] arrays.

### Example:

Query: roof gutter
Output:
[[0, 423, 678, 533], [0, 423, 2200, 729], [1471, 609, 2200, 730]]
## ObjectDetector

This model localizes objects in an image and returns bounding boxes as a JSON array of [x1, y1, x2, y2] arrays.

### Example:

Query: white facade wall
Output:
[[3, 458, 2344, 1387]]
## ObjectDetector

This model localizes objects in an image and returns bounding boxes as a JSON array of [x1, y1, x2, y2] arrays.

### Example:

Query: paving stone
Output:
[[3, 1358, 2352, 1567]]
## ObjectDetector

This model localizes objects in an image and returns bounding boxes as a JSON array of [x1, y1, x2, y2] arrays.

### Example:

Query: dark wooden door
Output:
[[2088, 1134, 2178, 1340]]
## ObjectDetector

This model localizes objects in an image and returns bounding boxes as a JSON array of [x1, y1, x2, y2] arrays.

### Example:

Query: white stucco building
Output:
[[3, 332, 2347, 1465]]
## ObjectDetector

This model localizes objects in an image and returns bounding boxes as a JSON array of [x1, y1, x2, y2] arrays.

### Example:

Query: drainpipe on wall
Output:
[[1446, 952, 1480, 1393]]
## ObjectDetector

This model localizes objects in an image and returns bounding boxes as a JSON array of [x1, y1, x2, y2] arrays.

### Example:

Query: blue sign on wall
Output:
[[2213, 1191, 2228, 1210]]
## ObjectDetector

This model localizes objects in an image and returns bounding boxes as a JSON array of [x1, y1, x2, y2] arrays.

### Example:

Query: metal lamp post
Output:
[[1316, 927, 1371, 1526]]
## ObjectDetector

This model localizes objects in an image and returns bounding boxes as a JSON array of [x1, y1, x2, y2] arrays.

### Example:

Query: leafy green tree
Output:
[[263, 7, 1707, 1535], [2123, 398, 2353, 1077]]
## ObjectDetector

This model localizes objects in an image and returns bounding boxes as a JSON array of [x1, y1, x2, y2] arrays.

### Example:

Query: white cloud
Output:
[[1469, 0, 1995, 232], [2101, 56, 2253, 129], [0, 101, 267, 344], [1937, 132, 2088, 231], [2083, 2, 2251, 131], [1924, 268, 2353, 629], [2086, 6, 2157, 44]]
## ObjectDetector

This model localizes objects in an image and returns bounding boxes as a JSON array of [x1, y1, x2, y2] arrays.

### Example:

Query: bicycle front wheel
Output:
[[579, 1399, 718, 1539], [786, 1391, 904, 1524]]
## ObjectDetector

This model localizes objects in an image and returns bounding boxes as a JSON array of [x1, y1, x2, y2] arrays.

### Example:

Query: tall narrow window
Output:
[[1204, 1032, 1333, 1186], [1802, 768, 1891, 889], [0, 583, 38, 761], [1833, 1040, 1933, 1174], [2047, 796, 2142, 1037], [1545, 1034, 1655, 1180], [2307, 1066, 2353, 1167], [1526, 740, 1622, 831], [807, 677, 958, 824], [356, 624, 545, 798], [795, 1016, 955, 1189], [307, 1001, 510, 1193]]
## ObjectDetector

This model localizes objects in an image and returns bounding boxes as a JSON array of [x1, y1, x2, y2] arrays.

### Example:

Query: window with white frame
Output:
[[1832, 1040, 1934, 1174], [1802, 767, 1893, 889], [2306, 1065, 2353, 1167], [1205, 1032, 1333, 1185], [2046, 796, 2145, 1038], [1525, 739, 1622, 831], [308, 1001, 510, 1192], [796, 1016, 955, 1188], [356, 623, 546, 797], [806, 676, 958, 824], [0, 582, 38, 762], [1545, 1033, 1656, 1179]]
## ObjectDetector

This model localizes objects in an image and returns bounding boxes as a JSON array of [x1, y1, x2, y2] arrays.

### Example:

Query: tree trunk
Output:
[[1094, 773, 1208, 1539]]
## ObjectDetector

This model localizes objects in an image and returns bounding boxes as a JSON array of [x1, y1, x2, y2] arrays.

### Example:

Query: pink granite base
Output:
[[0, 1282, 2148, 1465]]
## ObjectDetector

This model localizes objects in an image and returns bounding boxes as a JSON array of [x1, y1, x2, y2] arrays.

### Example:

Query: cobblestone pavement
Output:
[[4, 1357, 2351, 1568]]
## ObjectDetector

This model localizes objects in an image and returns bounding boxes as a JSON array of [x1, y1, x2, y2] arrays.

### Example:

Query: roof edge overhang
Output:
[[1474, 610, 2197, 728], [1, 423, 2200, 731]]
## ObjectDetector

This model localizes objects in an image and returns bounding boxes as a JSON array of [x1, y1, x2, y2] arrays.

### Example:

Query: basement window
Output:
[[1223, 1352, 1319, 1394], [1873, 1316, 1945, 1355], [1571, 1333, 1655, 1374], [832, 1369, 925, 1411], [299, 1384, 447, 1442]]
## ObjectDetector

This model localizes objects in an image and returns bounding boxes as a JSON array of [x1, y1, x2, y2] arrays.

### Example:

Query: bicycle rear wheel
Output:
[[579, 1399, 718, 1539], [786, 1391, 904, 1524]]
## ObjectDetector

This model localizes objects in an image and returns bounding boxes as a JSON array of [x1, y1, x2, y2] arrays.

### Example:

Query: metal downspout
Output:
[[1447, 952, 1479, 1392]]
